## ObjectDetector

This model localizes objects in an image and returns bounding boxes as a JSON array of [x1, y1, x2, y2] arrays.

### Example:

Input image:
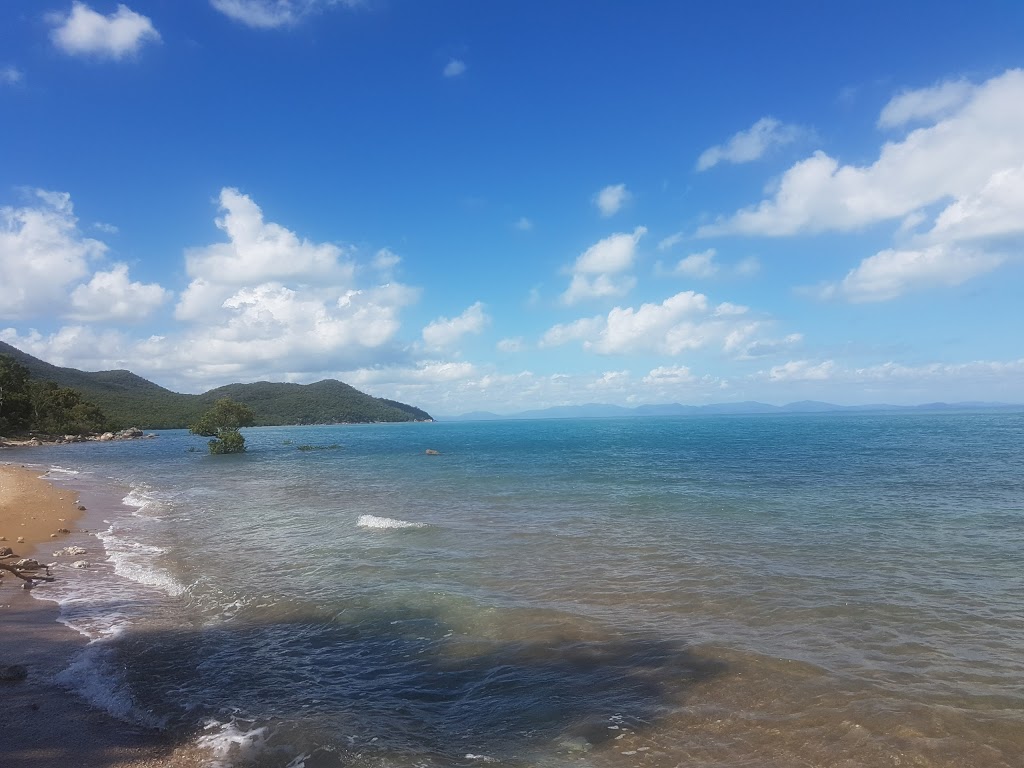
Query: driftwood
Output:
[[0, 558, 56, 584]]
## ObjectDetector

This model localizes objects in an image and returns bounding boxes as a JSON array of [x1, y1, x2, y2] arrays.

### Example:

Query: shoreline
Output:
[[0, 462, 204, 767]]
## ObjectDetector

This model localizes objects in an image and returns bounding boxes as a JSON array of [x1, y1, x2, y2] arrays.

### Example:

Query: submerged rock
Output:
[[0, 664, 28, 682]]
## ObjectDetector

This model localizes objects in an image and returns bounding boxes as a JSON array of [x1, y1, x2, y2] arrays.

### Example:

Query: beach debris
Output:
[[16, 536, 24, 543], [52, 546, 87, 557], [77, 505, 86, 511], [56, 528, 70, 534], [0, 558, 55, 584], [50, 533, 57, 538], [0, 535, 6, 540], [0, 664, 28, 682]]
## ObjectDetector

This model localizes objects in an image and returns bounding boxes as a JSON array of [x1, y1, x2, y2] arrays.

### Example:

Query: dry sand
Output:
[[0, 463, 209, 767]]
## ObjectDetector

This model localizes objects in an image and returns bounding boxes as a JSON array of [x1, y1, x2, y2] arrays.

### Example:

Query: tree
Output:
[[0, 355, 33, 434], [30, 381, 109, 435], [189, 398, 255, 454]]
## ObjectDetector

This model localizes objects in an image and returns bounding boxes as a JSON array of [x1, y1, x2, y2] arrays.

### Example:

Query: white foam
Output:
[[196, 718, 272, 768], [357, 514, 427, 530], [46, 465, 81, 476], [97, 524, 187, 596], [55, 640, 165, 728]]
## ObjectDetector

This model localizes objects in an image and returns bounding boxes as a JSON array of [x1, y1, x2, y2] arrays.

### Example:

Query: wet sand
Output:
[[0, 463, 204, 768]]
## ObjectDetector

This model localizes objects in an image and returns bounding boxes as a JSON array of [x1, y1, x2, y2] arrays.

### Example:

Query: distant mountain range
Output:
[[440, 399, 1024, 421], [0, 340, 432, 429]]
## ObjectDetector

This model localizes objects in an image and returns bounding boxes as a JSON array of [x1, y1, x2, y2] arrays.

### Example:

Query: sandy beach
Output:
[[0, 463, 204, 768]]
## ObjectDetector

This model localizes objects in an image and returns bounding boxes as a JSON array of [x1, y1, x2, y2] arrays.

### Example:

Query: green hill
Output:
[[0, 340, 432, 429]]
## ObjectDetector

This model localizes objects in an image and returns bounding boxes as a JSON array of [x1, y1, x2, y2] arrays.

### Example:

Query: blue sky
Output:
[[2, 1, 1024, 415]]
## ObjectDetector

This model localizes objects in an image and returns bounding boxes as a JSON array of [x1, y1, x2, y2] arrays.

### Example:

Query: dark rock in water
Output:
[[0, 664, 28, 682]]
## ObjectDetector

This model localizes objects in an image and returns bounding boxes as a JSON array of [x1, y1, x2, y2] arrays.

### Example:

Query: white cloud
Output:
[[642, 365, 697, 385], [657, 232, 684, 251], [878, 78, 973, 129], [701, 70, 1024, 302], [68, 264, 170, 322], [93, 221, 119, 234], [697, 117, 801, 171], [210, 0, 361, 29], [422, 301, 489, 349], [371, 247, 401, 275], [515, 216, 533, 231], [497, 337, 524, 353], [539, 316, 602, 348], [700, 70, 1024, 237], [1, 66, 23, 85], [0, 190, 106, 319], [443, 59, 466, 78], [165, 188, 419, 380], [49, 2, 160, 59], [544, 290, 763, 356], [594, 183, 631, 217], [177, 187, 352, 320], [766, 359, 837, 382], [673, 248, 718, 278], [211, 0, 298, 28], [817, 245, 1004, 303], [561, 226, 646, 305]]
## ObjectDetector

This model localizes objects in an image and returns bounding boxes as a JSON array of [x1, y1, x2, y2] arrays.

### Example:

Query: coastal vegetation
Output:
[[0, 354, 110, 437], [0, 341, 432, 429], [189, 398, 256, 454]]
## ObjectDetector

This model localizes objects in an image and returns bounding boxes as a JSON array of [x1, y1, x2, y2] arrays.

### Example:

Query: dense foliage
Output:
[[189, 398, 256, 454], [0, 340, 433, 429], [0, 355, 110, 436]]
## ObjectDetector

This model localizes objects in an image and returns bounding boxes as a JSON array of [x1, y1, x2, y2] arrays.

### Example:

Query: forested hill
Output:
[[0, 341, 432, 429]]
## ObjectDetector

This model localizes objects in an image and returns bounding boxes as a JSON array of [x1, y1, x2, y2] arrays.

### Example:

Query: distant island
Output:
[[0, 341, 432, 430], [439, 400, 1024, 421]]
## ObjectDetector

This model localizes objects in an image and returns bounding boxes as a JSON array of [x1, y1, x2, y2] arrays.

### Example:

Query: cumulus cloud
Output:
[[443, 59, 466, 78], [561, 226, 646, 305], [816, 245, 1003, 303], [167, 188, 418, 380], [0, 190, 106, 319], [701, 69, 1024, 302], [673, 248, 718, 278], [594, 184, 631, 217], [177, 187, 352, 321], [697, 117, 801, 171], [700, 70, 1024, 238], [422, 301, 489, 349], [68, 264, 170, 322], [877, 78, 973, 128], [543, 290, 775, 357], [49, 2, 160, 59]]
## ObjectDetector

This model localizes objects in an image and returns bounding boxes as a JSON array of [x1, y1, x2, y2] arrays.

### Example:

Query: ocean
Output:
[[10, 412, 1024, 767]]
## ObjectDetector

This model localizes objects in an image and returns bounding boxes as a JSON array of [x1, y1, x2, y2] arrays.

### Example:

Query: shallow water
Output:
[[13, 412, 1024, 767]]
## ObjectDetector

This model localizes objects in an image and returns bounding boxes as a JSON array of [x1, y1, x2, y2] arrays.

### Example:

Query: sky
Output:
[[2, 1, 1024, 416]]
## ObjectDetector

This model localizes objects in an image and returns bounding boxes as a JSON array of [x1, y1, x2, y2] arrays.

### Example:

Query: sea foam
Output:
[[357, 514, 427, 530]]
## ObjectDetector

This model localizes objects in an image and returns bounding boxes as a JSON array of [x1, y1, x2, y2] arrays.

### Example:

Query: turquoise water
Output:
[[12, 413, 1024, 767]]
